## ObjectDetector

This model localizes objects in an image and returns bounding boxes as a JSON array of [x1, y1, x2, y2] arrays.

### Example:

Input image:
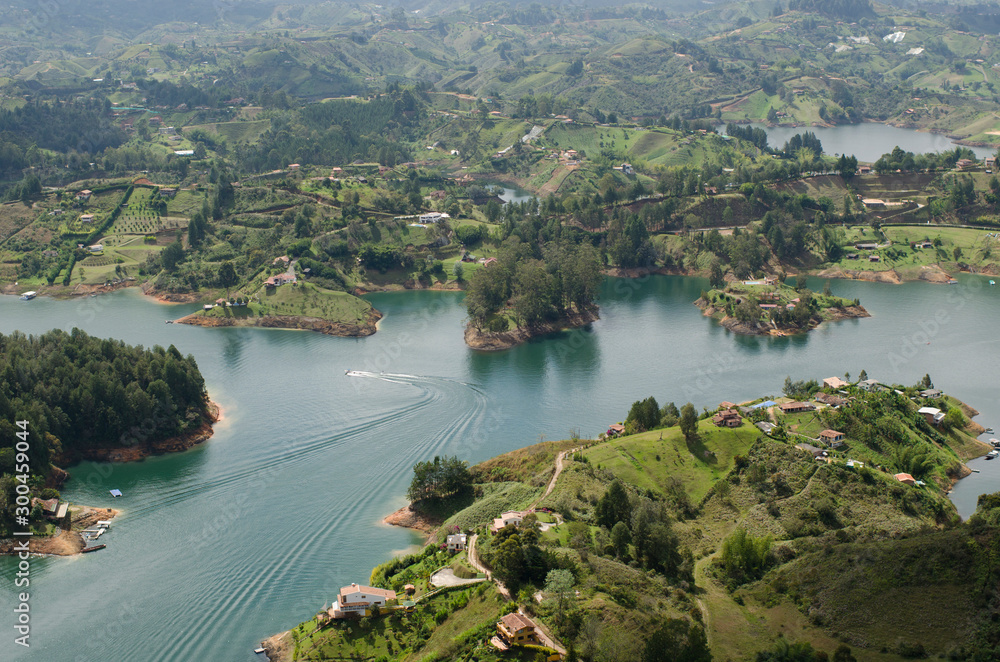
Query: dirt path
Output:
[[529, 447, 577, 511], [467, 534, 511, 600], [525, 608, 567, 655]]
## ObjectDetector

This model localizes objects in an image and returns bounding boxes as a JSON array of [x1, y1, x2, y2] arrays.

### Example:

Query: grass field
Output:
[[583, 419, 760, 503], [197, 281, 374, 323], [185, 120, 270, 144]]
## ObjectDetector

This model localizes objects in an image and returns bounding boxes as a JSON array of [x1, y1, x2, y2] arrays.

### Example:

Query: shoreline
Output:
[[0, 505, 120, 557], [174, 309, 382, 337], [464, 306, 599, 350], [52, 399, 220, 466], [695, 298, 871, 336], [381, 504, 443, 539]]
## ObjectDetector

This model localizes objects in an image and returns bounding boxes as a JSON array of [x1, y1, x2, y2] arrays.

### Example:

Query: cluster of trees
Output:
[[233, 92, 418, 172], [780, 132, 823, 160], [873, 146, 977, 174], [0, 99, 125, 157], [0, 329, 210, 476], [357, 243, 406, 272], [593, 479, 690, 578], [606, 214, 656, 268], [482, 515, 562, 591], [727, 124, 769, 150], [787, 0, 875, 20], [782, 376, 820, 400], [406, 455, 471, 502], [718, 527, 774, 588], [622, 396, 698, 441], [464, 238, 602, 330]]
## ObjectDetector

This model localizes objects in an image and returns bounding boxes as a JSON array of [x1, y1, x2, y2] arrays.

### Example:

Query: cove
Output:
[[1, 273, 998, 661], [738, 122, 997, 161]]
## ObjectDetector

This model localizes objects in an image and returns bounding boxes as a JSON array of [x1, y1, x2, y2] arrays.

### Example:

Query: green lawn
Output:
[[195, 281, 374, 324], [583, 420, 760, 503]]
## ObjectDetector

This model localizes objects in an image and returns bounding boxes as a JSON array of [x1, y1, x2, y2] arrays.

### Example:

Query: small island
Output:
[[0, 328, 217, 554], [175, 278, 381, 337], [695, 275, 869, 335], [463, 240, 603, 350]]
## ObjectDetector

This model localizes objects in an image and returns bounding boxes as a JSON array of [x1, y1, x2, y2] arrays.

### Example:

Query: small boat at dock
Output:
[[987, 450, 999, 460], [254, 647, 266, 654], [19, 291, 36, 300]]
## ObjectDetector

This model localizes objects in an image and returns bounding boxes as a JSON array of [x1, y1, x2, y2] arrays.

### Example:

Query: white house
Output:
[[418, 212, 450, 224], [918, 406, 945, 426], [328, 583, 397, 619], [490, 510, 524, 533], [447, 533, 467, 551]]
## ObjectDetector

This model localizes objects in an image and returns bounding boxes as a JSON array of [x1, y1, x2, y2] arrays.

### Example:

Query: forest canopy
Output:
[[0, 328, 211, 473]]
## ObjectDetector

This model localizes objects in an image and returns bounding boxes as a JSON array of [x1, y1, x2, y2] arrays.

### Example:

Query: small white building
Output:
[[447, 533, 467, 551], [418, 212, 450, 224], [918, 406, 945, 426]]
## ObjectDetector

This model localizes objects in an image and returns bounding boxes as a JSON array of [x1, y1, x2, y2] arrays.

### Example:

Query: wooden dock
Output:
[[81, 544, 106, 553]]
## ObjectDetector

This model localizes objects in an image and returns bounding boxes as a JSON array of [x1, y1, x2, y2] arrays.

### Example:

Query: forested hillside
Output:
[[0, 328, 211, 470]]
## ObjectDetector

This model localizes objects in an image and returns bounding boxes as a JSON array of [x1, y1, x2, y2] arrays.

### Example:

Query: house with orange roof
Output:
[[492, 612, 541, 650], [713, 409, 743, 428], [819, 429, 845, 444]]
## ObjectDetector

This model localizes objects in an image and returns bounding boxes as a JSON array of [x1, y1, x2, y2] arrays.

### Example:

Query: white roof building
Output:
[[328, 583, 397, 619]]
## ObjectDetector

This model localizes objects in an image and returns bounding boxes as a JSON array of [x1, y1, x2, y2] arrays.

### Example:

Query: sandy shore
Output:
[[382, 504, 443, 536], [0, 505, 119, 557]]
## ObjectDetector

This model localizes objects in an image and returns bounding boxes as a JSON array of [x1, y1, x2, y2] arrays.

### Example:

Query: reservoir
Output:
[[1, 273, 998, 661], [739, 122, 997, 162]]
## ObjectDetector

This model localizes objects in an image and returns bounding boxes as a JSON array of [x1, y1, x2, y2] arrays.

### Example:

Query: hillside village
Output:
[[264, 373, 995, 661]]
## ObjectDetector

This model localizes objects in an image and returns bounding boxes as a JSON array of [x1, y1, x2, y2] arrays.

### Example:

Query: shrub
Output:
[[719, 528, 773, 587]]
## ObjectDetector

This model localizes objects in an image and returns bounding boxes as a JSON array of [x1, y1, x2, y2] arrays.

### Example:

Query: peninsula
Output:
[[174, 280, 381, 338], [0, 328, 217, 552], [265, 374, 996, 662]]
